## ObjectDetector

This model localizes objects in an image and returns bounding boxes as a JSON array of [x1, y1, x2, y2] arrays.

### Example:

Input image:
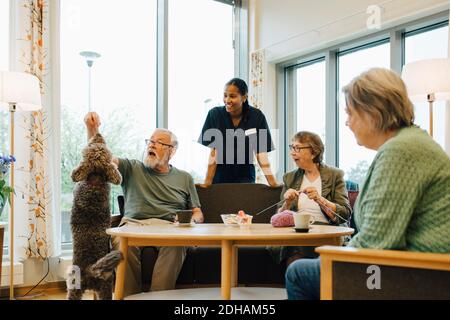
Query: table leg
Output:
[[231, 245, 238, 287], [320, 256, 333, 300], [221, 240, 233, 300], [114, 237, 128, 300], [331, 236, 344, 246]]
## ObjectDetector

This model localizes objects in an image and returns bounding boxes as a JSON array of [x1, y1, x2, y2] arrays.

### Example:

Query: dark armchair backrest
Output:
[[332, 261, 450, 300], [113, 182, 358, 228], [118, 195, 125, 216], [345, 180, 359, 236], [195, 183, 283, 223], [110, 195, 125, 228]]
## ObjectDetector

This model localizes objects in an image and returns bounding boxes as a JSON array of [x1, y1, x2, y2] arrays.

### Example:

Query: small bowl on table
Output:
[[237, 214, 253, 228], [221, 214, 238, 227]]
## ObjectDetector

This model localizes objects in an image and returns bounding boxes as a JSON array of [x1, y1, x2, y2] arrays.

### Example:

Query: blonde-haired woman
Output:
[[285, 68, 450, 300]]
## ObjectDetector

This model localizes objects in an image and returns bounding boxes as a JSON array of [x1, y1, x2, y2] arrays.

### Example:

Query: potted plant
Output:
[[0, 155, 16, 217]]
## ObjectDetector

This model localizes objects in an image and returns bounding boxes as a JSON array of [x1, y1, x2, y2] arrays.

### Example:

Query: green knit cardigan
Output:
[[348, 126, 450, 253]]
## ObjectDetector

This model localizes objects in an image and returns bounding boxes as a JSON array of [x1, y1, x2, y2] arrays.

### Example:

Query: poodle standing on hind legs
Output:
[[67, 133, 123, 300]]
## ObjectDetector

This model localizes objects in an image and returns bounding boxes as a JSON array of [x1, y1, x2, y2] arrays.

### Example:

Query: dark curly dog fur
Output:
[[67, 133, 123, 300]]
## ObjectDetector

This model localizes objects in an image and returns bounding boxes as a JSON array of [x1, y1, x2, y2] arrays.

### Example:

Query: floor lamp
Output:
[[0, 71, 42, 300], [402, 58, 450, 137]]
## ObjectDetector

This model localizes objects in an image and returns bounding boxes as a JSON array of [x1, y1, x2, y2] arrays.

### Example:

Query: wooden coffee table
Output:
[[107, 223, 354, 300]]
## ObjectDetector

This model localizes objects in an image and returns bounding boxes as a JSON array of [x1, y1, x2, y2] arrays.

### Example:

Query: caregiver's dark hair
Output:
[[225, 78, 250, 110]]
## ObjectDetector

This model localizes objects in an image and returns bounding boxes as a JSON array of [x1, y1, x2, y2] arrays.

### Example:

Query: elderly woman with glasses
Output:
[[270, 131, 352, 266], [285, 68, 450, 300]]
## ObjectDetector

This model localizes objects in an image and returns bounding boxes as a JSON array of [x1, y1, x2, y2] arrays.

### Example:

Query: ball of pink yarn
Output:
[[270, 210, 295, 227]]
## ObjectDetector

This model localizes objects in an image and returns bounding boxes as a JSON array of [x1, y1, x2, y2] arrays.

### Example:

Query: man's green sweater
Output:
[[349, 126, 450, 253]]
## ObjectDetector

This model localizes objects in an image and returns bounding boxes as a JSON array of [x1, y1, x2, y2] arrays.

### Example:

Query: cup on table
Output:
[[293, 211, 315, 232], [176, 210, 193, 226]]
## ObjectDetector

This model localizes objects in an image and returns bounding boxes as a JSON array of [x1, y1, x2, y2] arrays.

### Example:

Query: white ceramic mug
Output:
[[293, 212, 315, 229]]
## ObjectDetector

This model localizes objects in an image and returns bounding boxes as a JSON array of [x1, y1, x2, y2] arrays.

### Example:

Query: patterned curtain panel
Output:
[[249, 49, 265, 182], [249, 49, 265, 109], [14, 0, 55, 259]]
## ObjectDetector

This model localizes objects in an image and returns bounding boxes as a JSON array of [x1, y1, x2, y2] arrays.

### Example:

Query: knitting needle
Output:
[[254, 199, 286, 216], [255, 189, 349, 223]]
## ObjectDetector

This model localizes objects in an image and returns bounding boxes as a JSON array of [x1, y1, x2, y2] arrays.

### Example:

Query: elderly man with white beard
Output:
[[84, 112, 204, 297]]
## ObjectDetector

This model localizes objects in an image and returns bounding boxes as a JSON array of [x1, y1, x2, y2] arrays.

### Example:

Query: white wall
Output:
[[249, 0, 450, 157], [251, 0, 450, 61]]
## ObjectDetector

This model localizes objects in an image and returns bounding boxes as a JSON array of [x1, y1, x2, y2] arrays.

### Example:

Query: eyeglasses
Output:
[[288, 144, 312, 152], [145, 139, 174, 148]]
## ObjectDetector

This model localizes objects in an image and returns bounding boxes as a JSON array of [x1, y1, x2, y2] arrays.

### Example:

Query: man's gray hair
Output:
[[154, 128, 178, 149]]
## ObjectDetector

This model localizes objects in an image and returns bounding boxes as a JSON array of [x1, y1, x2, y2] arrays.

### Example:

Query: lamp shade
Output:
[[401, 58, 450, 103], [0, 71, 42, 111]]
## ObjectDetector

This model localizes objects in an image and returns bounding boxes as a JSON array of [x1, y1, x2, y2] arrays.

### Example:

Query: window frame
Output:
[[278, 11, 449, 178], [335, 37, 391, 169], [157, 0, 247, 128], [57, 0, 246, 252], [284, 57, 327, 173]]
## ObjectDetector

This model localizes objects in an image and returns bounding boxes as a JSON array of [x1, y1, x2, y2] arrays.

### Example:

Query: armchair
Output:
[[317, 246, 450, 300]]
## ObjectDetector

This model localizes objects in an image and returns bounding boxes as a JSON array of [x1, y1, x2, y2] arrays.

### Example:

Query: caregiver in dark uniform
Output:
[[198, 78, 278, 187]]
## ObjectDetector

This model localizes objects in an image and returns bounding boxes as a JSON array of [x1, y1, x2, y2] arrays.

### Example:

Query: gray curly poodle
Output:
[[67, 133, 123, 300]]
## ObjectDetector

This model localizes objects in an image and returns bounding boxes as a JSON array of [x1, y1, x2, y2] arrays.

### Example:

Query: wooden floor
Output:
[[1, 288, 95, 300], [126, 287, 287, 300], [1, 282, 286, 300], [3, 287, 287, 300]]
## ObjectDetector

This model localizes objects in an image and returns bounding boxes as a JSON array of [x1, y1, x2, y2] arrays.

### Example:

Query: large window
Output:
[[282, 16, 449, 190], [60, 0, 157, 245], [404, 24, 449, 149], [59, 0, 240, 248], [338, 41, 391, 186], [1, 0, 10, 253], [168, 0, 234, 183], [296, 60, 327, 145]]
